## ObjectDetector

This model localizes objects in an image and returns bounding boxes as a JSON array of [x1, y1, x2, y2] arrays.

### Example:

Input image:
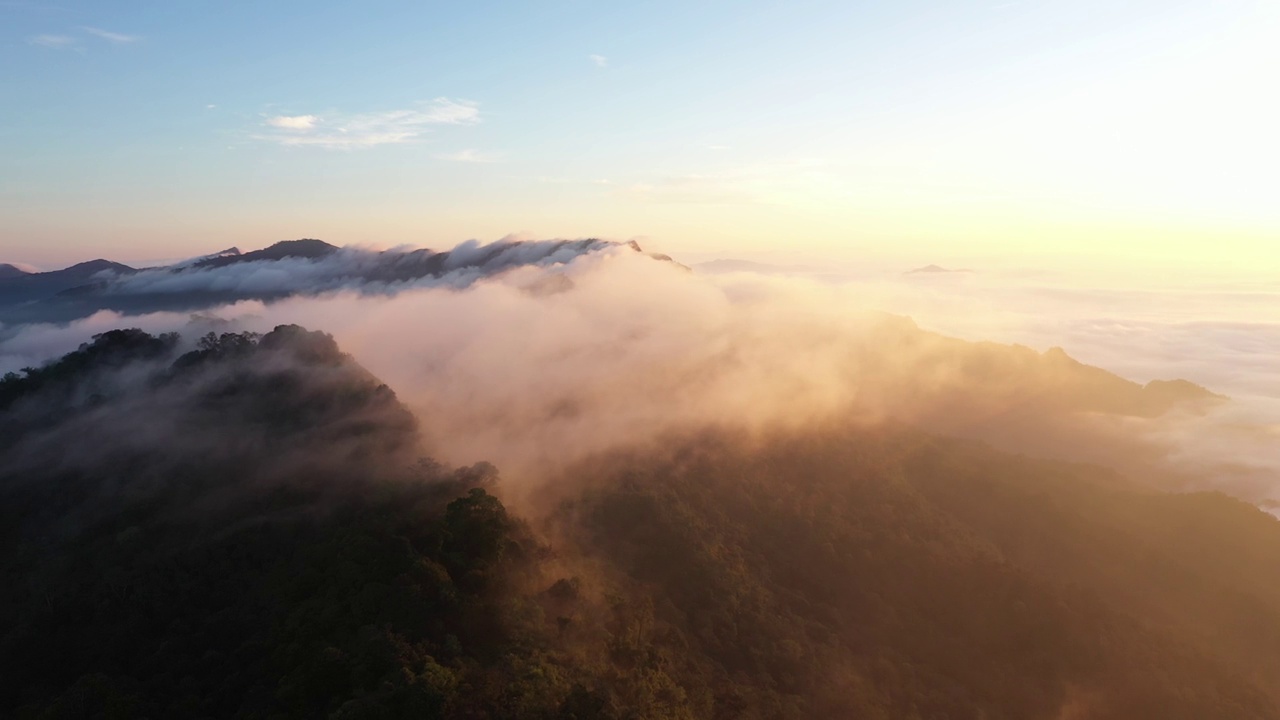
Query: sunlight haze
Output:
[[3, 0, 1277, 270]]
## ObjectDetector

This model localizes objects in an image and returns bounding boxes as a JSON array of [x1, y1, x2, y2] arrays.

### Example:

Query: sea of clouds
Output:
[[3, 239, 1277, 508]]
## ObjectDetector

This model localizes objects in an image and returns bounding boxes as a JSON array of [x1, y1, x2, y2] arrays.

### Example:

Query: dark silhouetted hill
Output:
[[0, 258, 136, 308], [0, 263, 29, 280], [192, 238, 338, 268], [0, 237, 635, 326]]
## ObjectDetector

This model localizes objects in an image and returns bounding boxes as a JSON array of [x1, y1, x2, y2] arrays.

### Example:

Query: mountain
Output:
[[3, 327, 1279, 718], [178, 246, 242, 265], [553, 427, 1280, 718], [191, 238, 337, 268], [0, 327, 506, 718], [0, 238, 626, 327], [0, 259, 136, 310], [0, 264, 30, 280], [829, 317, 1227, 472], [905, 264, 974, 274]]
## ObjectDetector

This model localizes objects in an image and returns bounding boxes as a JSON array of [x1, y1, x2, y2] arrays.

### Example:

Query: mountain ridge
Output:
[[191, 238, 337, 268], [0, 237, 626, 326], [0, 264, 30, 279]]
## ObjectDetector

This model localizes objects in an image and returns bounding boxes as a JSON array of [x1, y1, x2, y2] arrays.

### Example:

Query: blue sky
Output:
[[2, 0, 1277, 269]]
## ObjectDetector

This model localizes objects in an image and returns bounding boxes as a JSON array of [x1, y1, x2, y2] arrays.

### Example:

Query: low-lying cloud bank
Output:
[[2, 240, 1276, 508]]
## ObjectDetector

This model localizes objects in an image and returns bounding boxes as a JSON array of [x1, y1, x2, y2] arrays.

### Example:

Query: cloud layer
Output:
[[265, 114, 317, 130], [4, 243, 1276, 510]]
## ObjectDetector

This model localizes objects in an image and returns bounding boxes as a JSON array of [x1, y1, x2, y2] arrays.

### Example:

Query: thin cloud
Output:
[[617, 158, 823, 204], [81, 26, 139, 44], [532, 176, 612, 186], [435, 149, 501, 163], [617, 174, 762, 205], [29, 33, 75, 49], [266, 114, 318, 130], [590, 54, 608, 68], [255, 98, 481, 150]]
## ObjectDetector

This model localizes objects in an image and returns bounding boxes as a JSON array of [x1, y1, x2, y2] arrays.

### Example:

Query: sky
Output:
[[2, 0, 1277, 271]]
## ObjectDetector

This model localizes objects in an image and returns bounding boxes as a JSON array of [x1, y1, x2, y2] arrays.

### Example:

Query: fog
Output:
[[845, 267, 1280, 502], [2, 240, 1277, 508]]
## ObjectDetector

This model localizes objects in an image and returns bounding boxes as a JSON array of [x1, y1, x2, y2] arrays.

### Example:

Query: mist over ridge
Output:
[[6, 310, 1280, 718], [5, 244, 1280, 717], [0, 236, 656, 328], [3, 234, 1275, 510]]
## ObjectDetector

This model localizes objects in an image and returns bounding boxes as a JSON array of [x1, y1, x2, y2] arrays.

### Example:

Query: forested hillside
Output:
[[550, 430, 1280, 718], [3, 328, 1279, 719]]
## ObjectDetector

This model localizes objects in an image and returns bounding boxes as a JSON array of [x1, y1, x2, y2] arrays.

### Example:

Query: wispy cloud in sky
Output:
[[28, 26, 139, 50], [255, 98, 481, 150], [589, 53, 607, 68], [619, 174, 762, 205], [28, 33, 75, 49], [435, 149, 500, 163], [81, 26, 139, 44], [266, 114, 318, 130]]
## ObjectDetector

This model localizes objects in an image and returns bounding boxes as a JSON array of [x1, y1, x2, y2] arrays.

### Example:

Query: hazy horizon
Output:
[[3, 0, 1278, 274]]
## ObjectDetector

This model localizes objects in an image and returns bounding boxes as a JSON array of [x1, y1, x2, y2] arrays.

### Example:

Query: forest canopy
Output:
[[3, 327, 1280, 719]]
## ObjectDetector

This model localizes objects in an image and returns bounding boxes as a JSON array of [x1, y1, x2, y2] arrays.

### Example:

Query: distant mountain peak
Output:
[[191, 238, 338, 269], [1043, 346, 1077, 363], [62, 259, 136, 277], [624, 239, 688, 269], [1142, 378, 1227, 405], [905, 264, 974, 275], [0, 263, 30, 279], [174, 246, 241, 268], [262, 238, 338, 257]]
